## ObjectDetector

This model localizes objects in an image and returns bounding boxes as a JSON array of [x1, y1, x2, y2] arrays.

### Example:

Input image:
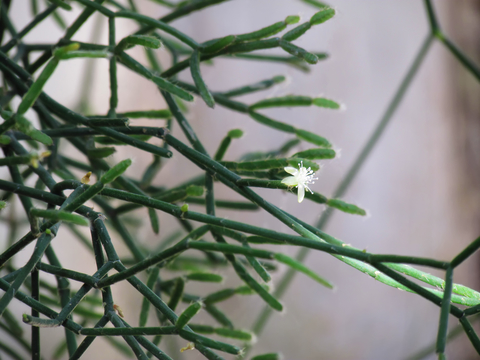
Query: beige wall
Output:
[[2, 1, 479, 359]]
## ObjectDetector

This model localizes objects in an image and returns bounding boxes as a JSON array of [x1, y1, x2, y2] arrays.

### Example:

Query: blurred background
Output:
[[2, 0, 480, 359]]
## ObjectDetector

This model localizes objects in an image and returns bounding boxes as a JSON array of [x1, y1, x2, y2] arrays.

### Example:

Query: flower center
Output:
[[297, 162, 317, 187]]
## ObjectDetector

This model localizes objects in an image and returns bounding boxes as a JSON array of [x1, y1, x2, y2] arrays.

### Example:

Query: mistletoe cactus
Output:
[[0, 1, 479, 359]]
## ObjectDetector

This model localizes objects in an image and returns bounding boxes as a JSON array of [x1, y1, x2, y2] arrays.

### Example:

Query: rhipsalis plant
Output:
[[0, 1, 479, 359]]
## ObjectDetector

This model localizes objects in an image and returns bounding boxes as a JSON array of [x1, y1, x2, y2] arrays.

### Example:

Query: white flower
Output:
[[281, 161, 318, 203]]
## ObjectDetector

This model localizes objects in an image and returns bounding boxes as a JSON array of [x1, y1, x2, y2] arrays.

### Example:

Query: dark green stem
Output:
[[108, 16, 118, 116], [31, 268, 40, 360], [435, 267, 453, 356]]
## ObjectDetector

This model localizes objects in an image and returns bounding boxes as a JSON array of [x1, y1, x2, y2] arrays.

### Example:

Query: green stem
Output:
[[97, 226, 209, 287], [31, 268, 40, 360], [36, 262, 97, 287], [161, 0, 229, 23], [435, 267, 453, 356], [451, 236, 480, 268], [13, 126, 166, 139], [460, 317, 480, 355], [108, 16, 118, 116], [162, 91, 208, 154], [185, 197, 259, 210], [139, 267, 160, 327], [218, 75, 285, 98], [115, 10, 199, 49], [2, 146, 38, 235], [109, 312, 148, 360], [436, 33, 480, 82], [118, 318, 173, 360], [44, 246, 78, 356], [373, 263, 462, 318], [70, 316, 109, 360], [0, 277, 83, 333], [423, 0, 440, 33]]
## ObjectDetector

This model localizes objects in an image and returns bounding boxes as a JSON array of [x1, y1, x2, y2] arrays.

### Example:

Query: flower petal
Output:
[[284, 166, 298, 175], [282, 176, 298, 186], [297, 184, 305, 203]]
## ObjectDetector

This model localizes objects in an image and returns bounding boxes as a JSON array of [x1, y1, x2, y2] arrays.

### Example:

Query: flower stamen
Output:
[[281, 161, 318, 203]]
